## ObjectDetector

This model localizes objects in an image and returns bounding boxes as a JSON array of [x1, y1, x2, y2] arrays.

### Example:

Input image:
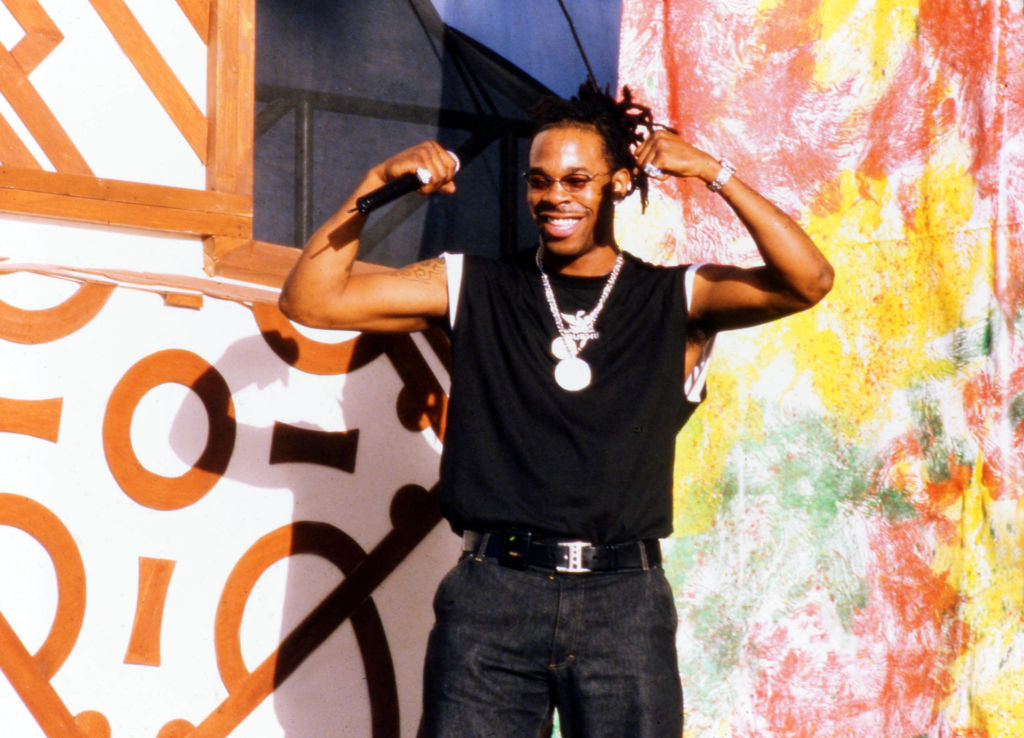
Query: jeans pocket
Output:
[[432, 554, 473, 617]]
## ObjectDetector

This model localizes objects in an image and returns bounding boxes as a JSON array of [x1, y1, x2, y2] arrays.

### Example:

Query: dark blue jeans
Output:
[[418, 553, 682, 737]]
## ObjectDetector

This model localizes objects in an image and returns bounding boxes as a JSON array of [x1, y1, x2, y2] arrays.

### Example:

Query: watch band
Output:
[[707, 157, 735, 192]]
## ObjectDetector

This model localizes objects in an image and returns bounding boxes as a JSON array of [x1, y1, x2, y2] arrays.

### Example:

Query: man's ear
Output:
[[611, 168, 632, 199]]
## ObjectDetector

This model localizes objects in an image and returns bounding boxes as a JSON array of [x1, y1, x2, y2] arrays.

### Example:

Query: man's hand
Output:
[[370, 141, 459, 197], [634, 130, 720, 185], [632, 131, 834, 332]]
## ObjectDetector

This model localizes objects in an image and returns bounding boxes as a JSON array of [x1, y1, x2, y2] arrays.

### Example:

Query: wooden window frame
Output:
[[0, 0, 299, 288]]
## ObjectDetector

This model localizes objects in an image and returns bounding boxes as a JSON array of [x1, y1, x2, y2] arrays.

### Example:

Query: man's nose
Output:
[[540, 180, 573, 202]]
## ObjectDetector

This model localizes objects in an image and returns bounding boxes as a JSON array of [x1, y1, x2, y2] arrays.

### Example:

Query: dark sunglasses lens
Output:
[[524, 173, 597, 191], [562, 175, 591, 191]]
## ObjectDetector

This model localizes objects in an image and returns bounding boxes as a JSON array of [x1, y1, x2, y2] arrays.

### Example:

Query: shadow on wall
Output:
[[165, 318, 454, 736]]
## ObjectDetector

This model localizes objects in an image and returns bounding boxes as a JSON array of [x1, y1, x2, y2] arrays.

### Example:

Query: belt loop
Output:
[[639, 540, 650, 571], [475, 532, 490, 562]]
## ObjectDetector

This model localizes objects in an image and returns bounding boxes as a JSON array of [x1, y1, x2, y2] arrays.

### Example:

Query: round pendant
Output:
[[554, 357, 591, 391], [551, 336, 576, 360]]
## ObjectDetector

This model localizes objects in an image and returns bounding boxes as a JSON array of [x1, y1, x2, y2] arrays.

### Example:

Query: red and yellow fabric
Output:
[[618, 1, 1024, 735]]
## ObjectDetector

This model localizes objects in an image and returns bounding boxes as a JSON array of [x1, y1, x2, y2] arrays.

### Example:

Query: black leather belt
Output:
[[464, 530, 661, 573]]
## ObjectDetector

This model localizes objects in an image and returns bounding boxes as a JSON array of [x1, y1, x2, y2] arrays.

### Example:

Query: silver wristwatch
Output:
[[707, 157, 735, 192]]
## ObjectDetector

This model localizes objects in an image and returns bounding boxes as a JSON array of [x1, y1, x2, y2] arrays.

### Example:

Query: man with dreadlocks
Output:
[[280, 81, 833, 736]]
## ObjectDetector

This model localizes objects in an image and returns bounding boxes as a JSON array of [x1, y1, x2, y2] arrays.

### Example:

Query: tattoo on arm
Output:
[[395, 258, 445, 284]]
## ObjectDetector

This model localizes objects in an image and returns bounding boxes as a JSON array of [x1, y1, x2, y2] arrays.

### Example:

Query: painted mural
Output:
[[0, 263, 456, 736], [0, 1, 458, 735], [617, 0, 1023, 736]]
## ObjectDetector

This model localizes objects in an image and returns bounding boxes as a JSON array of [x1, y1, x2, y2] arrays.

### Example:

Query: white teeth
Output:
[[547, 217, 578, 226]]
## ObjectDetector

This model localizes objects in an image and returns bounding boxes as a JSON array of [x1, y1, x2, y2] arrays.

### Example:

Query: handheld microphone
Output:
[[355, 150, 460, 215]]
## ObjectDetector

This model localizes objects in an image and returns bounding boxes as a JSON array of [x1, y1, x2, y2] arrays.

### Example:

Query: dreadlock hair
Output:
[[527, 79, 667, 212]]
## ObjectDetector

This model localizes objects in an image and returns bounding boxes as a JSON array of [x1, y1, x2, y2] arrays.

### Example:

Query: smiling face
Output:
[[527, 124, 631, 275]]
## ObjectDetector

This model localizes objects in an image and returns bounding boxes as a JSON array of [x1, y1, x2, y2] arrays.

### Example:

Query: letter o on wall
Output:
[[103, 349, 236, 510]]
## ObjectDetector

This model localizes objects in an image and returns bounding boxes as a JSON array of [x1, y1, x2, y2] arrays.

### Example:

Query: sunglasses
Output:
[[522, 171, 612, 192]]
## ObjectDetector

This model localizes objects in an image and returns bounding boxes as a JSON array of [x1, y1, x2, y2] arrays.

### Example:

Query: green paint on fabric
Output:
[[1009, 393, 1024, 429], [689, 591, 752, 673], [870, 483, 919, 519], [665, 406, 895, 712], [952, 313, 993, 366], [715, 409, 887, 527]]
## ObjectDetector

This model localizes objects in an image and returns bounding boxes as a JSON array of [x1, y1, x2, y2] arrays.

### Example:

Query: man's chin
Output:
[[538, 227, 587, 248], [538, 238, 581, 258]]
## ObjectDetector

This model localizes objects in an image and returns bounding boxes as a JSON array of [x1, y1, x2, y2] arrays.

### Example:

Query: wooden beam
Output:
[[0, 167, 249, 215], [0, 44, 91, 174], [6, 0, 63, 74], [0, 167, 250, 237], [88, 0, 208, 164], [0, 189, 248, 237], [175, 0, 212, 44], [206, 0, 255, 197], [0, 116, 40, 169], [203, 238, 298, 288]]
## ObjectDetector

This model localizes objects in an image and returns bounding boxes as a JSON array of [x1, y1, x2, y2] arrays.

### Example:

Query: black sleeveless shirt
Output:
[[439, 248, 700, 544]]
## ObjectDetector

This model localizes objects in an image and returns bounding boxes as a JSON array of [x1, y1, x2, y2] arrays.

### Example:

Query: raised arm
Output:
[[278, 141, 459, 333], [636, 131, 834, 333]]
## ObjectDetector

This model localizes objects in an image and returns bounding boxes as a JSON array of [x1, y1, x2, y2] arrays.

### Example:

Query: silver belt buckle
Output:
[[556, 541, 591, 573]]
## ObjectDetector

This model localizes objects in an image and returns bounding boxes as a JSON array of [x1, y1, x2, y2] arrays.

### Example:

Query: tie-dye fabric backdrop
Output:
[[615, 1, 1023, 736]]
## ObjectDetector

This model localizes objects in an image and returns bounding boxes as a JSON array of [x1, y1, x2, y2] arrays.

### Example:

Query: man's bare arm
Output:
[[636, 131, 834, 332], [278, 142, 458, 333]]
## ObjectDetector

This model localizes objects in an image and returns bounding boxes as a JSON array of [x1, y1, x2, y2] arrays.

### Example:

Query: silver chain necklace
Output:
[[535, 245, 625, 391]]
